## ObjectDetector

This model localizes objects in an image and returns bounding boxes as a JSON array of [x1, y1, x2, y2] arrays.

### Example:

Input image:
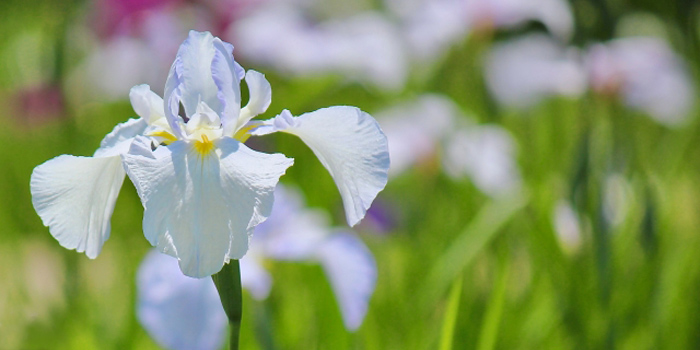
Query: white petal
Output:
[[129, 84, 165, 125], [211, 37, 243, 136], [253, 107, 389, 226], [93, 118, 148, 158], [122, 137, 293, 277], [137, 250, 226, 350], [316, 231, 377, 331], [236, 70, 272, 132], [175, 31, 221, 118], [239, 255, 272, 300], [30, 155, 126, 259]]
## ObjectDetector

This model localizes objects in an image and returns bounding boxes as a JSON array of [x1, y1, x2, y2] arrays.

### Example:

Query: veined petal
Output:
[[122, 136, 293, 277], [211, 38, 242, 136], [137, 250, 226, 350], [316, 231, 377, 331], [236, 70, 272, 133], [129, 84, 165, 125], [94, 118, 148, 158], [252, 107, 389, 226], [30, 155, 126, 259]]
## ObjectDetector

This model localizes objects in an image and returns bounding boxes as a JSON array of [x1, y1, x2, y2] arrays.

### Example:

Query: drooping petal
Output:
[[30, 155, 126, 259], [122, 136, 293, 277], [137, 250, 226, 350], [239, 254, 273, 300], [93, 117, 148, 157], [316, 231, 377, 331], [252, 107, 389, 226], [236, 70, 272, 132], [129, 84, 165, 125]]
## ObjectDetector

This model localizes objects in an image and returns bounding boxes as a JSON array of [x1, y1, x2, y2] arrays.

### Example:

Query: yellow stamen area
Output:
[[233, 124, 258, 143], [194, 134, 215, 156], [148, 130, 178, 145]]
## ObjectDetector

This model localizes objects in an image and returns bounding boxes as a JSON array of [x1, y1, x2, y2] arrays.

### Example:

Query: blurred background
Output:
[[3, 0, 700, 348]]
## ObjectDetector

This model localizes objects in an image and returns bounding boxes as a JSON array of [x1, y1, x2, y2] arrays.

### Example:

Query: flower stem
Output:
[[212, 260, 243, 350]]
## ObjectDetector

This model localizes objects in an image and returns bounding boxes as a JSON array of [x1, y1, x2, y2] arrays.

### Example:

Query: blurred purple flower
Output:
[[242, 185, 377, 331], [137, 250, 227, 350], [585, 37, 695, 125], [484, 34, 587, 107]]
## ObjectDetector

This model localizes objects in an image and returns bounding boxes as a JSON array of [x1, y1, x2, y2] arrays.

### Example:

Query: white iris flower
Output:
[[30, 30, 390, 278]]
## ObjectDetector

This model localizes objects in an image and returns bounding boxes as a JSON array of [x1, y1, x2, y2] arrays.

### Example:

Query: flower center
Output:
[[194, 134, 215, 156]]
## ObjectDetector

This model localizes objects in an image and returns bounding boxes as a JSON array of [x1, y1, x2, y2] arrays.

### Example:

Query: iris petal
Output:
[[122, 136, 293, 277], [137, 250, 226, 350], [252, 107, 390, 226], [317, 231, 377, 331], [30, 155, 126, 259], [236, 70, 272, 132]]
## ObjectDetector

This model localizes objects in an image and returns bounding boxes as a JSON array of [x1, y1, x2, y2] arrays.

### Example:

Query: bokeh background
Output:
[[3, 0, 700, 349]]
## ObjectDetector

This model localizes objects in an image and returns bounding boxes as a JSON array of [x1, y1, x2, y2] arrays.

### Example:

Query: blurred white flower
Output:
[[377, 94, 457, 176], [585, 37, 695, 125], [442, 124, 522, 197], [603, 174, 633, 227], [241, 185, 377, 331], [229, 4, 407, 90], [484, 34, 587, 107], [393, 0, 574, 62], [378, 94, 522, 197], [137, 250, 227, 350], [553, 199, 582, 252]]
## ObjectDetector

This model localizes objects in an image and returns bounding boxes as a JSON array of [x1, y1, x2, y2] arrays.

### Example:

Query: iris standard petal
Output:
[[122, 136, 293, 277], [211, 38, 243, 136], [317, 231, 377, 331], [129, 84, 165, 124], [176, 31, 221, 119], [30, 155, 126, 259], [252, 107, 389, 226], [163, 58, 186, 139], [236, 70, 272, 132], [137, 250, 226, 350]]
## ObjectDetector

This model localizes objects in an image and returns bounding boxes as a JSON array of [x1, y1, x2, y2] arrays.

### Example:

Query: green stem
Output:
[[212, 260, 243, 350]]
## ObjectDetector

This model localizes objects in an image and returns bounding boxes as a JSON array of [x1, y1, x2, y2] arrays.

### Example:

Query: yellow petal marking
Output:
[[233, 123, 259, 143], [194, 134, 215, 156], [148, 130, 178, 145]]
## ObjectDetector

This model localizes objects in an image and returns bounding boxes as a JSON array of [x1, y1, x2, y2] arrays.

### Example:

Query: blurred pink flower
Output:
[[13, 84, 65, 126], [585, 37, 695, 125]]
